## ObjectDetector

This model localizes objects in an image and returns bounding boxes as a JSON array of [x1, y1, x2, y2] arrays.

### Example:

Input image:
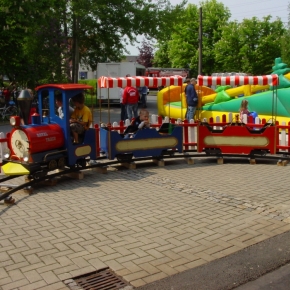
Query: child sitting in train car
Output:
[[130, 109, 150, 131], [124, 109, 150, 138], [239, 99, 250, 122], [239, 99, 258, 123], [70, 92, 92, 144], [55, 93, 74, 119]]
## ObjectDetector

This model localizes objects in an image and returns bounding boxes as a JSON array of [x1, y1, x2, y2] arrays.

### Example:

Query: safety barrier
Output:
[[103, 113, 290, 153]]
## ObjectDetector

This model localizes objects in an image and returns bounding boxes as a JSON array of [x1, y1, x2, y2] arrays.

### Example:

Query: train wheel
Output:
[[26, 175, 34, 181], [81, 159, 87, 168], [161, 149, 174, 157], [57, 157, 65, 169], [250, 149, 267, 156], [77, 159, 87, 168], [33, 171, 46, 180], [48, 160, 58, 171], [116, 153, 133, 163], [205, 148, 221, 156]]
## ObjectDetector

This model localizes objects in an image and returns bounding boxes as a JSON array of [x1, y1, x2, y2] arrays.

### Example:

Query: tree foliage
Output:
[[153, 0, 287, 76], [0, 0, 57, 86], [153, 0, 231, 76], [153, 42, 172, 67], [0, 0, 186, 86], [214, 16, 285, 75], [0, 0, 288, 87], [137, 39, 154, 68]]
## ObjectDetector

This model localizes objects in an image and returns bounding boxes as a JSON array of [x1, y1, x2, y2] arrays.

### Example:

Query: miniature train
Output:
[[1, 74, 281, 178], [2, 77, 184, 178]]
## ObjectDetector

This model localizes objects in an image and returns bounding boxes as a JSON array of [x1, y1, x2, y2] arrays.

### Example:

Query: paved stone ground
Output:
[[1, 157, 290, 290]]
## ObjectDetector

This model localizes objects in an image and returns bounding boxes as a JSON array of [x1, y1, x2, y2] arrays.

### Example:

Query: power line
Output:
[[232, 7, 287, 17], [227, 0, 284, 9], [196, 0, 289, 22], [229, 6, 288, 22]]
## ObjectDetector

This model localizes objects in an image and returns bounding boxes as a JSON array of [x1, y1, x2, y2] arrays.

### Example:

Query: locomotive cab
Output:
[[34, 84, 97, 167], [2, 84, 97, 177]]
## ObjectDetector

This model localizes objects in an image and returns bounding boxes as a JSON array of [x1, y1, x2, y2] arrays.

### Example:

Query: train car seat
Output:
[[158, 123, 177, 134]]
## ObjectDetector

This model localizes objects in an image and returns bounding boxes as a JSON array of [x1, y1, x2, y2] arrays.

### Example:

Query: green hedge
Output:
[[78, 79, 97, 107]]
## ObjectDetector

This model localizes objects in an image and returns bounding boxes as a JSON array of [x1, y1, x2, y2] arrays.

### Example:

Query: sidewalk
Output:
[[1, 157, 290, 290]]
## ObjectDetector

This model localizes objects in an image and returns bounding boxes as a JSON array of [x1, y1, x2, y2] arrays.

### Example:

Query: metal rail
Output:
[[1, 151, 290, 203]]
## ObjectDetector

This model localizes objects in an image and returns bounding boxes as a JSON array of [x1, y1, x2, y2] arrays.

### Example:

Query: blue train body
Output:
[[100, 126, 183, 160]]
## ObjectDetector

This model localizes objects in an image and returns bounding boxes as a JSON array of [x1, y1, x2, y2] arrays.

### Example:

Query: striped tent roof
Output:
[[98, 76, 184, 88], [197, 74, 279, 87]]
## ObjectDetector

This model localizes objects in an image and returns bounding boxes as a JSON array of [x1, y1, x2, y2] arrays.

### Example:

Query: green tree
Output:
[[152, 1, 187, 67], [0, 0, 56, 86], [199, 0, 231, 75], [153, 42, 172, 67], [1, 0, 187, 85], [153, 0, 231, 76], [167, 4, 199, 71], [68, 0, 188, 82], [214, 21, 242, 72], [215, 16, 285, 75]]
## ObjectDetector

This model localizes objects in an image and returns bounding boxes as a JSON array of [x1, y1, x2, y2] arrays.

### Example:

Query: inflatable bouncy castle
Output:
[[157, 57, 290, 123]]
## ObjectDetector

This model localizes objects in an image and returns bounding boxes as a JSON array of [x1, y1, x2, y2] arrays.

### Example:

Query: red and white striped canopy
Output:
[[197, 74, 279, 86], [98, 76, 184, 88]]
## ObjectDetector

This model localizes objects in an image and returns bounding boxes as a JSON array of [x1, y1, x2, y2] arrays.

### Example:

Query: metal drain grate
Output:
[[67, 267, 132, 290]]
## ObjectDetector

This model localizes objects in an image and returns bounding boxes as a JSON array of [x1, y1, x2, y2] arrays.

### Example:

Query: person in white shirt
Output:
[[55, 94, 74, 119]]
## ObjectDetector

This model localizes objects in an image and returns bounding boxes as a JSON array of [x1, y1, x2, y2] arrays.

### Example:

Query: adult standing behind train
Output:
[[185, 78, 198, 121], [138, 85, 148, 108], [119, 87, 126, 121], [122, 83, 139, 121], [120, 73, 130, 121], [2, 87, 11, 104]]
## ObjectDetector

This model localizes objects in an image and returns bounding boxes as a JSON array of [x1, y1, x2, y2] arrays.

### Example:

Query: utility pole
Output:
[[198, 7, 202, 75]]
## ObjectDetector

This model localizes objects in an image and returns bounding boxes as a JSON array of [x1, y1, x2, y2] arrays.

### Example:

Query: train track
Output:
[[1, 151, 290, 204]]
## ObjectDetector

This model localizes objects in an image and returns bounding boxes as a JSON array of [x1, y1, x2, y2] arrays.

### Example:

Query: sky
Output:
[[126, 0, 289, 55]]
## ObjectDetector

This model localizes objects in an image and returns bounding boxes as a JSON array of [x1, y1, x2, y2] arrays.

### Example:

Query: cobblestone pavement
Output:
[[1, 157, 290, 290]]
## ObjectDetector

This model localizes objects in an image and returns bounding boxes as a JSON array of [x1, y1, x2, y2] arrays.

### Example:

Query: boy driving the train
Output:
[[70, 92, 92, 144]]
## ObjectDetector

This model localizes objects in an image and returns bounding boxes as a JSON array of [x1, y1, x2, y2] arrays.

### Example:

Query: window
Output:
[[41, 90, 50, 117], [79, 72, 88, 79]]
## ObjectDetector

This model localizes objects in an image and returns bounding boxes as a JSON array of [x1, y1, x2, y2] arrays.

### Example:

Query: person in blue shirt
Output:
[[185, 78, 198, 121], [138, 86, 148, 108]]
